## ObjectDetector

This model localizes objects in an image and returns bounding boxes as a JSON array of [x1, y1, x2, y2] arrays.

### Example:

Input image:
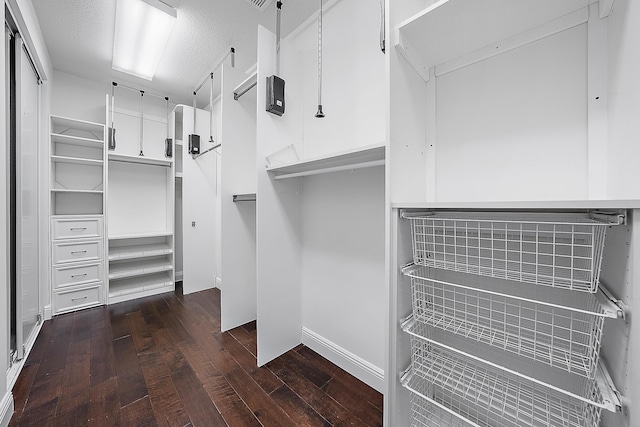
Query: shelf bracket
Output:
[[590, 210, 626, 225], [394, 29, 429, 82], [598, 280, 627, 319]]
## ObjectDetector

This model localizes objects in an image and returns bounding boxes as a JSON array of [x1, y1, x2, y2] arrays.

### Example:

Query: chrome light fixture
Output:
[[112, 0, 177, 80]]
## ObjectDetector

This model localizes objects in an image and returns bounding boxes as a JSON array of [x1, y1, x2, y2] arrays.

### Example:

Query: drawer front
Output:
[[52, 217, 102, 240], [54, 284, 104, 314], [53, 240, 102, 265], [53, 262, 102, 288]]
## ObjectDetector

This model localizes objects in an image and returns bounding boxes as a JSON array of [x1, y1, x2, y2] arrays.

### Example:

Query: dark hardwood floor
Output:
[[9, 286, 383, 426]]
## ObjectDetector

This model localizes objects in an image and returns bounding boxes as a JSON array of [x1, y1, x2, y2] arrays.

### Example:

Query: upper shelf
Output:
[[51, 133, 103, 148], [395, 0, 597, 80], [108, 152, 172, 167], [266, 143, 385, 180]]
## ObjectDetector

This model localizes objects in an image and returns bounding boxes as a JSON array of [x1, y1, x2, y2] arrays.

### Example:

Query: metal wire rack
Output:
[[402, 318, 618, 427], [404, 265, 622, 378], [402, 211, 623, 293]]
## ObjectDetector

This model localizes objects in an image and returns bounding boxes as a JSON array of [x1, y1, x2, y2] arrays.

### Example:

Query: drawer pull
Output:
[[71, 273, 88, 278], [71, 296, 88, 302], [70, 227, 87, 231], [70, 250, 87, 255]]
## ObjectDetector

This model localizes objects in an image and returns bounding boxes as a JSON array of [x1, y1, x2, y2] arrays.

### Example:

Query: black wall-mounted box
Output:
[[188, 134, 200, 155], [266, 75, 285, 116]]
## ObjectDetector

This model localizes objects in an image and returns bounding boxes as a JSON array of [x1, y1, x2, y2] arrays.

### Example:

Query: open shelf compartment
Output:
[[403, 264, 621, 378], [401, 324, 619, 427], [402, 211, 622, 293], [395, 0, 595, 80]]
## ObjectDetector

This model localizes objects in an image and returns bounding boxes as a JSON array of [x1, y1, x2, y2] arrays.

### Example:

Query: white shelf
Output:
[[108, 152, 172, 167], [51, 133, 103, 147], [51, 155, 103, 166], [109, 231, 173, 240], [109, 258, 173, 280], [266, 143, 385, 179], [108, 272, 174, 304], [51, 115, 104, 136], [51, 188, 103, 194], [395, 0, 593, 80], [109, 243, 173, 261]]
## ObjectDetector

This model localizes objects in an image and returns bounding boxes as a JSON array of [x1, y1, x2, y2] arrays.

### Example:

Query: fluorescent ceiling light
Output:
[[112, 0, 177, 80]]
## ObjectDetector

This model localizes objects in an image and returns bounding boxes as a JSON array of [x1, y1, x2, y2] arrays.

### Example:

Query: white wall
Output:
[[181, 106, 220, 294], [607, 0, 640, 199], [301, 166, 386, 371]]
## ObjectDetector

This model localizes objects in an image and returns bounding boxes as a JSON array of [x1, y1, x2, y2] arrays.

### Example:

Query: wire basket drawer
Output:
[[405, 266, 619, 379], [404, 212, 612, 293], [403, 320, 607, 427]]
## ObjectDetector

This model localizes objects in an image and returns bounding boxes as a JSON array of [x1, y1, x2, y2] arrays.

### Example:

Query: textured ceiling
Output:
[[31, 0, 318, 104]]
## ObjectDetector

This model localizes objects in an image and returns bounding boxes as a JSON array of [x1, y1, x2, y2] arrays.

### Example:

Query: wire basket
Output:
[[403, 320, 605, 427], [405, 266, 619, 379], [404, 212, 611, 293]]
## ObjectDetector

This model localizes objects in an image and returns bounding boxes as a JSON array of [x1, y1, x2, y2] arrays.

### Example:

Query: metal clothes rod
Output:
[[109, 159, 171, 168], [112, 81, 169, 100], [193, 47, 235, 94], [234, 82, 256, 100]]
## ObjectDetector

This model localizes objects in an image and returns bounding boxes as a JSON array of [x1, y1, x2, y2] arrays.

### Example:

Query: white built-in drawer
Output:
[[52, 217, 102, 240], [54, 283, 104, 314], [53, 262, 102, 288], [53, 240, 102, 265]]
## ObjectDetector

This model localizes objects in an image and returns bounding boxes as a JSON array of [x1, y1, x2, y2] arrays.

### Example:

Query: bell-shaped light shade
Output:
[[112, 0, 177, 80]]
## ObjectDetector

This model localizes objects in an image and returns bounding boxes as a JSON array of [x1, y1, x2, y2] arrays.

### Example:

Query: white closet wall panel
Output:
[[301, 166, 386, 382], [174, 181, 183, 279], [296, 0, 385, 158], [607, 0, 640, 199], [256, 25, 304, 366], [182, 107, 218, 294], [435, 24, 589, 201], [220, 63, 257, 332], [107, 162, 168, 235]]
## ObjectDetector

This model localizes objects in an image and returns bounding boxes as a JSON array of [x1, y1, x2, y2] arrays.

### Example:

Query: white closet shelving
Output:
[[391, 207, 630, 427], [386, 1, 636, 425], [49, 114, 107, 314], [266, 143, 385, 180], [106, 92, 175, 304], [253, 0, 386, 392]]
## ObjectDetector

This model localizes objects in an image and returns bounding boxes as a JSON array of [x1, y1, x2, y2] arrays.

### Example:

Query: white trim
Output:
[[43, 304, 52, 320], [301, 327, 384, 393], [175, 271, 183, 281], [0, 392, 13, 427], [215, 277, 222, 288], [587, 3, 608, 199]]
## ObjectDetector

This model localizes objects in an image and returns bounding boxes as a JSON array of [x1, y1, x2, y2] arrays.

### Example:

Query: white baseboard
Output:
[[43, 304, 52, 320], [0, 391, 13, 427], [301, 327, 384, 393]]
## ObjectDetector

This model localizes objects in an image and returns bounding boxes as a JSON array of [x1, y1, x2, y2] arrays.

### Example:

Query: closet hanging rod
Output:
[[193, 47, 236, 94], [109, 158, 171, 168], [112, 82, 169, 100], [191, 143, 221, 159]]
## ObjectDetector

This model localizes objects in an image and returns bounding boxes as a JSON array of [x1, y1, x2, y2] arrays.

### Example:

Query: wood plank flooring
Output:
[[8, 286, 383, 426]]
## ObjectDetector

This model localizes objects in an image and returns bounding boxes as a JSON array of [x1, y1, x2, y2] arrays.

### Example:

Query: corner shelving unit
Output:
[[50, 114, 107, 315]]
